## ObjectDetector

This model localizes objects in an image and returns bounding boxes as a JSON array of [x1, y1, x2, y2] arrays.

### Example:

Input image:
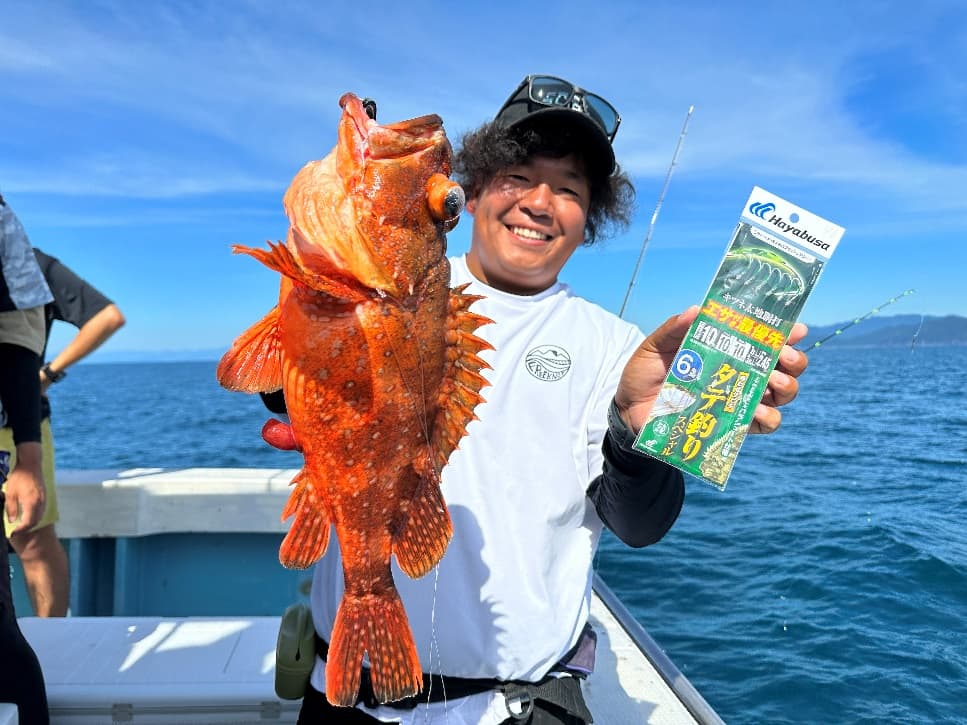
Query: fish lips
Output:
[[339, 93, 445, 159]]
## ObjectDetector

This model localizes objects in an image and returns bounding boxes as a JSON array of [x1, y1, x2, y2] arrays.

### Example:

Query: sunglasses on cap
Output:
[[501, 74, 621, 142]]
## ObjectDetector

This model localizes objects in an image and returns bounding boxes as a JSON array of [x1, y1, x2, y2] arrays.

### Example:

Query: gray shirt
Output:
[[0, 200, 53, 312]]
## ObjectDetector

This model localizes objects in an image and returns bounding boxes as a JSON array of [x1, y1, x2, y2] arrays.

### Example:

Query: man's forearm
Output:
[[44, 303, 125, 379], [588, 400, 685, 548], [14, 441, 43, 477], [0, 342, 42, 443]]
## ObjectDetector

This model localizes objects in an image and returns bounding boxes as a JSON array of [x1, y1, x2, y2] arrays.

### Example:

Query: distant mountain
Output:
[[801, 314, 967, 348]]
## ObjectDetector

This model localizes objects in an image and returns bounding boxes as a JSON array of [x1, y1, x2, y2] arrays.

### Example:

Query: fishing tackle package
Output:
[[633, 186, 845, 489]]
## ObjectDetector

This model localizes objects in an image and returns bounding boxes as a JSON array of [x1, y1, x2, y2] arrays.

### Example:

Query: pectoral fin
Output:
[[216, 306, 284, 393]]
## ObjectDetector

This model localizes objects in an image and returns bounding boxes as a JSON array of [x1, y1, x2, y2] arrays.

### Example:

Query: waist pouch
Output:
[[313, 630, 594, 722]]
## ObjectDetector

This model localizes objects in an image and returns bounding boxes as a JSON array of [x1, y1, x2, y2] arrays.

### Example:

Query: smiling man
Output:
[[299, 74, 808, 725]]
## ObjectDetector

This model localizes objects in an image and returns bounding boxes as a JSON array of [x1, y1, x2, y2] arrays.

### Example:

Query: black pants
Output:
[[0, 494, 50, 724], [297, 682, 589, 724]]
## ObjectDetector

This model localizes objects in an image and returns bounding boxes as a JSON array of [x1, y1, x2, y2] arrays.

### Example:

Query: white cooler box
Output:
[[19, 616, 301, 724]]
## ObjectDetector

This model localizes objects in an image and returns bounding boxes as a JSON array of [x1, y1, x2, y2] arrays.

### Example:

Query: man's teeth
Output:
[[510, 226, 550, 241]]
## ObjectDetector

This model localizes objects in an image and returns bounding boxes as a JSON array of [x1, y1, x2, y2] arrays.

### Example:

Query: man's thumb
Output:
[[641, 305, 700, 355]]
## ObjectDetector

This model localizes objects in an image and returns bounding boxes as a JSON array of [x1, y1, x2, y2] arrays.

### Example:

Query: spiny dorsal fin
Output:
[[431, 284, 493, 466]]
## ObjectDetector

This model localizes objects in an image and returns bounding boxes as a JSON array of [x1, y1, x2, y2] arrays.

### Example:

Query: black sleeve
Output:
[[0, 343, 42, 445], [587, 400, 685, 548], [35, 250, 113, 328]]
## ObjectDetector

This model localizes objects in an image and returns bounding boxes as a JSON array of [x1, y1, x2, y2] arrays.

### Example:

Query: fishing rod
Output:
[[619, 105, 695, 319], [803, 288, 916, 351]]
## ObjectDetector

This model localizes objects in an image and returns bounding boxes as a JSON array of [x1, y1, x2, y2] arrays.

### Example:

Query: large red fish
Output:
[[217, 93, 492, 706]]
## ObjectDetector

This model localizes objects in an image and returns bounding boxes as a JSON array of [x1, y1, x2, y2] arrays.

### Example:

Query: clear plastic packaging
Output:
[[633, 186, 845, 489]]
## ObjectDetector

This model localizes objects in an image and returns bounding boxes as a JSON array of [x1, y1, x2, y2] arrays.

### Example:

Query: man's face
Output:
[[464, 154, 590, 295]]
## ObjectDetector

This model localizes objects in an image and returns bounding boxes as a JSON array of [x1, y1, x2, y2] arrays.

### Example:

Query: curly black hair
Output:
[[451, 120, 636, 245]]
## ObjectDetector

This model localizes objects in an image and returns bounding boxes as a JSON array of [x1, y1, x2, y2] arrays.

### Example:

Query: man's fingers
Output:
[[640, 305, 700, 355], [4, 494, 17, 525], [787, 321, 808, 348], [750, 403, 782, 434], [778, 343, 808, 378], [11, 499, 42, 533], [767, 368, 800, 408]]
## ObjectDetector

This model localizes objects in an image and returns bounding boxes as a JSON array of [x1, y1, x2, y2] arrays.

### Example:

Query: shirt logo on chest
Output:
[[524, 345, 571, 382]]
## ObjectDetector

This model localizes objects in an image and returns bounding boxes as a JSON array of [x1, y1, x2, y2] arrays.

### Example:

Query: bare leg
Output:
[[9, 523, 69, 617]]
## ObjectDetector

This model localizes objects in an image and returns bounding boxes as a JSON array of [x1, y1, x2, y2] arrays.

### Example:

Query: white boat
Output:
[[7, 468, 724, 724]]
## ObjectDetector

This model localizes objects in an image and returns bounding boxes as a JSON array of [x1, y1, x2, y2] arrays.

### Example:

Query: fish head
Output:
[[283, 93, 464, 299]]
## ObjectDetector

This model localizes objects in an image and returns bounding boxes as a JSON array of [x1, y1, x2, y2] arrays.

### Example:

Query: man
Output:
[[1, 248, 126, 617], [0, 192, 51, 723], [297, 76, 808, 724]]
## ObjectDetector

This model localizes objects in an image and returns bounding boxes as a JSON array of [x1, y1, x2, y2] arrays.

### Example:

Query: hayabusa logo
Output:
[[749, 201, 775, 219], [751, 201, 831, 251], [766, 213, 830, 251]]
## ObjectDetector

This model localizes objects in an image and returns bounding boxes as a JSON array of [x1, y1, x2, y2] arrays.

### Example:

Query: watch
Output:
[[42, 363, 67, 383]]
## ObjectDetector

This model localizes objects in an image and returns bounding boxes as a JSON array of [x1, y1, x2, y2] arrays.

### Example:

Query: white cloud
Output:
[[1, 0, 964, 213]]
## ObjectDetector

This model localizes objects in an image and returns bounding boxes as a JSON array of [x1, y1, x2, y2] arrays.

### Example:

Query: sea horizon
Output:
[[27, 346, 967, 724]]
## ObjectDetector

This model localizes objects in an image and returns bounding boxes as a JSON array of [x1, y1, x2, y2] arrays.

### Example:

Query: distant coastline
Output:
[[799, 314, 967, 349]]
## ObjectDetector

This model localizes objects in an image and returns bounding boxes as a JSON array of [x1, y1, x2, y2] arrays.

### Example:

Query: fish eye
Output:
[[444, 186, 465, 219]]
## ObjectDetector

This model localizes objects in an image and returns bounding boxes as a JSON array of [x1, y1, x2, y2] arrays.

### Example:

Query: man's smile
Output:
[[508, 225, 552, 242]]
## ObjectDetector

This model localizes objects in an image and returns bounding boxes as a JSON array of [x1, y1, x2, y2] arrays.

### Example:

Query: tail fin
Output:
[[325, 589, 422, 707]]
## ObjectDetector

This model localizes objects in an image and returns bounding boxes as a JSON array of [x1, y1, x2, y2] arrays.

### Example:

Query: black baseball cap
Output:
[[493, 74, 621, 175]]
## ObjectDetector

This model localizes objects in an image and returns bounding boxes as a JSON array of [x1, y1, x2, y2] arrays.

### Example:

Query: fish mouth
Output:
[[339, 93, 443, 160]]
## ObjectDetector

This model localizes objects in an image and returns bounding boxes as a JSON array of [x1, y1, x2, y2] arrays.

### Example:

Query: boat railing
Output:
[[593, 573, 726, 725]]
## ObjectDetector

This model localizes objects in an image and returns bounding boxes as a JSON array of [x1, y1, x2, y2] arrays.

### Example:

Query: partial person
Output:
[[292, 75, 809, 724], [1, 247, 126, 617], [0, 192, 52, 723]]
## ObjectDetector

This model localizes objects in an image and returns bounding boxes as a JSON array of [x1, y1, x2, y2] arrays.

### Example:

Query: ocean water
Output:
[[44, 346, 966, 724]]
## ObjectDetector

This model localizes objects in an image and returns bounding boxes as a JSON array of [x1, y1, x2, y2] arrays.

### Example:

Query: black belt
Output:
[[314, 633, 501, 709]]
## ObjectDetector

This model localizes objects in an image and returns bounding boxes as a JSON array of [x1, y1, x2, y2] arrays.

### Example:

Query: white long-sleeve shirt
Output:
[[308, 255, 650, 723]]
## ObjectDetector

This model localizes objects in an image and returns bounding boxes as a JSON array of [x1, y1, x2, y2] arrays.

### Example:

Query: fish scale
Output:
[[217, 92, 493, 707]]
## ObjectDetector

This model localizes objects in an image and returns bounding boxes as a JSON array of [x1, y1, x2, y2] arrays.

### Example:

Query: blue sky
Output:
[[2, 0, 965, 358]]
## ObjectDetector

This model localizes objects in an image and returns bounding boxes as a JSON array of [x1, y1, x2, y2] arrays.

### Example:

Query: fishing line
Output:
[[425, 563, 449, 723], [801, 288, 916, 351], [373, 303, 451, 717], [619, 105, 694, 319], [911, 314, 924, 353]]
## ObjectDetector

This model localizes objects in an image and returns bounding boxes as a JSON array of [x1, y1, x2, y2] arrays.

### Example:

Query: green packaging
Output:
[[633, 186, 845, 489]]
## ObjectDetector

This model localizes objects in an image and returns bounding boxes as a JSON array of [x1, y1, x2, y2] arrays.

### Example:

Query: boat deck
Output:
[[8, 468, 721, 724]]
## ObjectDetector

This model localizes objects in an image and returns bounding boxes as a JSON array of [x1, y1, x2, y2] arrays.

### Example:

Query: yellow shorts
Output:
[[1, 418, 59, 537]]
